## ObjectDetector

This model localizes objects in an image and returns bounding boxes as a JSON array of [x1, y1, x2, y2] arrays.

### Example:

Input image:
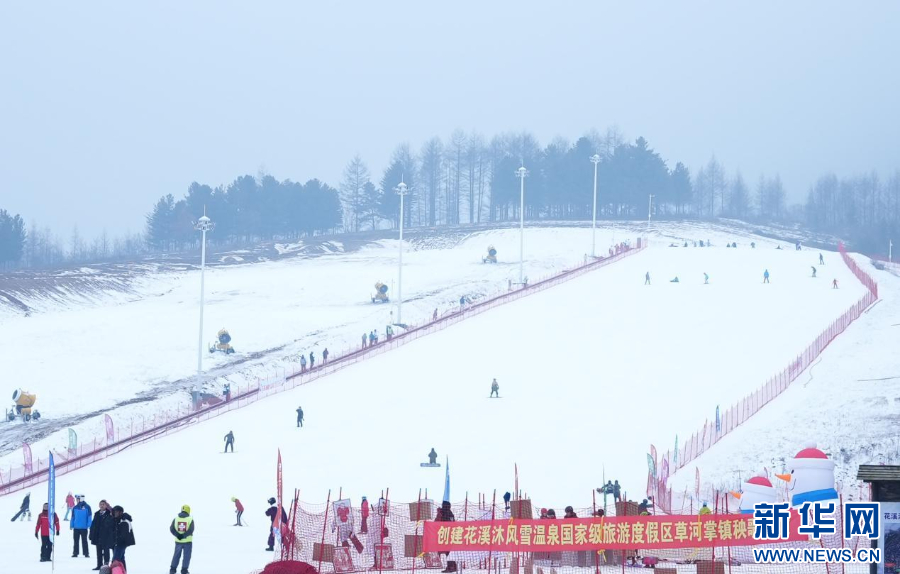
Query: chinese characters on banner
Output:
[[423, 514, 807, 552], [104, 414, 115, 443]]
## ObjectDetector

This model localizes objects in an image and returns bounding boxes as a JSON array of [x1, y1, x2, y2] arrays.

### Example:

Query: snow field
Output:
[[669, 254, 898, 499], [0, 232, 867, 574]]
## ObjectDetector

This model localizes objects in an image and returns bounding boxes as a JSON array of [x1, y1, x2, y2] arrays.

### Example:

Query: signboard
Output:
[[333, 545, 353, 573], [374, 543, 395, 569], [423, 514, 807, 552], [879, 502, 900, 574]]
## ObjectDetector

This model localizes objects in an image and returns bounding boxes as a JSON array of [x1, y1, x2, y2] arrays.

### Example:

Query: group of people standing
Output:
[[28, 493, 134, 571], [299, 348, 328, 372]]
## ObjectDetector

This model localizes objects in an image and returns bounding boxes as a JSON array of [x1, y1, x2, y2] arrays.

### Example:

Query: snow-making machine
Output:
[[372, 282, 389, 303], [482, 245, 497, 264], [8, 389, 40, 422], [209, 328, 235, 354]]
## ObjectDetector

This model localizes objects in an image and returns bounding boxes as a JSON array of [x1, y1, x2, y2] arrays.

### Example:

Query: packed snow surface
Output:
[[0, 223, 873, 574]]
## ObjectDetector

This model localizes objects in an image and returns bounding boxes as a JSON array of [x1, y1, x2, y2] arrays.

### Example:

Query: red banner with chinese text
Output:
[[423, 514, 807, 552]]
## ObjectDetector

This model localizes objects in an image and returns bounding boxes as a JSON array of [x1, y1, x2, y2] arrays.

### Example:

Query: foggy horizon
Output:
[[2, 1, 899, 238]]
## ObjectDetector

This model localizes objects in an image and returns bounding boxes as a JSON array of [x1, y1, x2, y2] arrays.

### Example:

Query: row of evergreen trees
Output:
[[144, 176, 342, 250], [805, 171, 900, 255], [2, 127, 898, 269], [339, 129, 790, 232], [0, 210, 26, 268]]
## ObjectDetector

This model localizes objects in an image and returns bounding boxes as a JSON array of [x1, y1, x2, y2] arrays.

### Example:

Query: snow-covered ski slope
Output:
[[0, 227, 614, 453], [670, 254, 898, 498], [0, 224, 870, 574]]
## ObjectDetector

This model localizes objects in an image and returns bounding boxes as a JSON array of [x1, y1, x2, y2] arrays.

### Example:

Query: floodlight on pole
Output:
[[395, 181, 409, 324], [590, 154, 601, 258], [516, 166, 528, 284], [194, 209, 214, 379]]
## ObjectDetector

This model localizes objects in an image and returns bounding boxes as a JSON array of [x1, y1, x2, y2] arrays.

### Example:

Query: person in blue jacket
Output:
[[70, 495, 93, 558], [763, 269, 770, 284]]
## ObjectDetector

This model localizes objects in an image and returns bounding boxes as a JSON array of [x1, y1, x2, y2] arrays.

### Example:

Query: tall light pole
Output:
[[890, 239, 893, 263], [395, 181, 409, 324], [590, 154, 601, 258], [648, 194, 654, 223], [194, 210, 213, 378], [516, 166, 528, 284]]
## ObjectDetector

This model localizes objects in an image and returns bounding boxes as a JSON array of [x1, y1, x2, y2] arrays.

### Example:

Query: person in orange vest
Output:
[[35, 503, 60, 562]]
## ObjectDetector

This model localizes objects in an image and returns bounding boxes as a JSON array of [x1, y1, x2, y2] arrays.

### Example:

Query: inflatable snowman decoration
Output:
[[776, 443, 838, 507], [731, 473, 777, 514]]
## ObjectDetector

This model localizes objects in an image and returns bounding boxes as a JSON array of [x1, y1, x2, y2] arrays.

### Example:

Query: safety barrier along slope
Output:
[[649, 243, 879, 512]]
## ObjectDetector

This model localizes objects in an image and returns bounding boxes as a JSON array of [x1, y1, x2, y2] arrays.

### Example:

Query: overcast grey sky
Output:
[[2, 1, 898, 237]]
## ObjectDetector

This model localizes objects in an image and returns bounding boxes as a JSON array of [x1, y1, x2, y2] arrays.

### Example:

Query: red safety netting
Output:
[[254, 490, 869, 574], [650, 244, 879, 495]]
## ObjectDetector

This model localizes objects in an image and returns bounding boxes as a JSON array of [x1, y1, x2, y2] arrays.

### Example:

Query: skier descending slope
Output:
[[490, 379, 499, 398], [224, 431, 235, 453]]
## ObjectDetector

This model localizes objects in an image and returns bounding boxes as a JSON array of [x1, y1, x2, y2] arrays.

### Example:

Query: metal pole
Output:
[[398, 191, 404, 324], [517, 167, 527, 284], [396, 182, 408, 324], [890, 239, 893, 263], [198, 227, 206, 376], [590, 154, 600, 258]]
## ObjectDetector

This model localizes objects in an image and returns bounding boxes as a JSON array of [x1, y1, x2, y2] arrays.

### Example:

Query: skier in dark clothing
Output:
[[819, 253, 825, 265], [811, 266, 817, 278], [265, 498, 288, 551], [309, 351, 315, 369], [112, 506, 135, 570], [71, 495, 92, 558], [436, 501, 457, 572], [490, 379, 499, 398], [428, 448, 438, 465], [12, 492, 31, 522], [645, 272, 651, 285], [90, 500, 116, 569], [35, 503, 60, 562], [224, 431, 234, 453], [322, 348, 329, 363], [296, 407, 304, 428], [503, 492, 511, 511]]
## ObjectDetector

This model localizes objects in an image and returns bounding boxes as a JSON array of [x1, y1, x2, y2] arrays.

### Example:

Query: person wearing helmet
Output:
[[265, 498, 287, 551], [232, 498, 244, 526], [169, 504, 194, 574]]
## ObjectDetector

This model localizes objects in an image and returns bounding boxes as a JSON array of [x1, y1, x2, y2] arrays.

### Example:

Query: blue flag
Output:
[[48, 453, 56, 554], [442, 457, 450, 502]]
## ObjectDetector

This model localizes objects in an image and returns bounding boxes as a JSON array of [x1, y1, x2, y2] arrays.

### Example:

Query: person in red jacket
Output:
[[233, 497, 244, 526], [64, 492, 75, 521], [360, 496, 369, 534], [35, 503, 61, 562]]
